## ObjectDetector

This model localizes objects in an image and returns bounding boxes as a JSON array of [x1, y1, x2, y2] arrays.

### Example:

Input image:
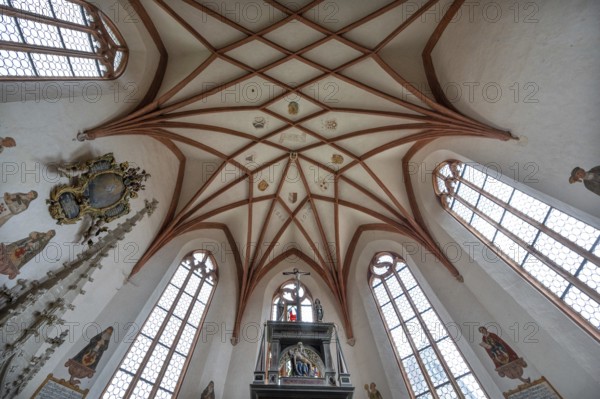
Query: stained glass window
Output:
[[0, 0, 127, 79], [271, 280, 313, 322], [103, 251, 217, 399], [434, 160, 600, 339], [369, 252, 488, 399]]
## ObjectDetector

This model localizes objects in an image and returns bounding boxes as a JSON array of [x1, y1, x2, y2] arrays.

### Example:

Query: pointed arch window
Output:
[[0, 0, 127, 79], [434, 160, 600, 339], [103, 251, 217, 399], [271, 279, 313, 322], [369, 252, 488, 399]]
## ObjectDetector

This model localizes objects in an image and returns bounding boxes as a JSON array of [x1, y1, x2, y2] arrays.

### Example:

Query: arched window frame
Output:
[[271, 279, 314, 322], [433, 160, 600, 341], [103, 250, 218, 399], [0, 0, 128, 80], [369, 252, 489, 399]]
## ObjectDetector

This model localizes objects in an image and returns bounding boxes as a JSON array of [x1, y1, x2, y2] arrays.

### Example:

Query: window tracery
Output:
[[103, 250, 217, 399], [369, 252, 488, 398], [434, 160, 600, 339], [0, 0, 127, 79], [271, 279, 314, 322]]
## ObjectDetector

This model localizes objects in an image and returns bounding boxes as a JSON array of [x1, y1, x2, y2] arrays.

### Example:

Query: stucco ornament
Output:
[[47, 153, 150, 224]]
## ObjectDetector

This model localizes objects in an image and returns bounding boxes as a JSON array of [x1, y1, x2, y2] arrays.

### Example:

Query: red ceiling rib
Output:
[[83, 0, 514, 343]]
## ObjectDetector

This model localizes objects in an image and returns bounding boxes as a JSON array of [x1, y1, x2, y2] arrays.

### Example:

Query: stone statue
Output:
[[276, 300, 285, 321], [314, 298, 323, 322], [364, 382, 383, 399], [0, 191, 38, 228], [0, 137, 16, 154], [570, 166, 600, 196], [200, 381, 215, 399], [291, 342, 313, 376]]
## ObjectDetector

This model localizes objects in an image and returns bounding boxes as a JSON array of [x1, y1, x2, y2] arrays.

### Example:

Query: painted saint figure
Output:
[[478, 327, 519, 367], [65, 327, 113, 385], [0, 230, 55, 279], [0, 137, 16, 154], [364, 382, 383, 399], [570, 166, 600, 197], [0, 191, 38, 228]]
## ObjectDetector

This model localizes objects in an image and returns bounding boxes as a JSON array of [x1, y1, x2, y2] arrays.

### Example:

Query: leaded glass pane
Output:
[[402, 355, 429, 395], [476, 195, 504, 223], [159, 317, 183, 348], [130, 379, 154, 399], [382, 302, 400, 329], [421, 310, 447, 341], [156, 389, 172, 399], [158, 284, 179, 310], [545, 209, 599, 250], [522, 255, 569, 296], [0, 14, 22, 43], [436, 383, 458, 399], [398, 266, 417, 289], [160, 352, 186, 392], [482, 176, 513, 202], [493, 231, 527, 264], [188, 301, 206, 328], [121, 335, 152, 374], [564, 286, 600, 328], [509, 190, 550, 223], [420, 346, 449, 386], [395, 294, 416, 321], [170, 266, 188, 288], [141, 307, 168, 339], [12, 0, 53, 16], [470, 215, 497, 241], [104, 370, 133, 399], [51, 0, 86, 24], [451, 200, 473, 223], [31, 53, 71, 77], [185, 274, 201, 296], [0, 49, 35, 76], [390, 326, 412, 359], [385, 275, 402, 298], [408, 286, 431, 313], [534, 233, 583, 275], [198, 283, 213, 304], [140, 343, 169, 383], [500, 212, 537, 245], [437, 338, 470, 376], [373, 283, 389, 305], [176, 324, 197, 355], [173, 293, 193, 319], [457, 374, 487, 399], [462, 165, 486, 187], [577, 261, 600, 295], [456, 183, 479, 207]]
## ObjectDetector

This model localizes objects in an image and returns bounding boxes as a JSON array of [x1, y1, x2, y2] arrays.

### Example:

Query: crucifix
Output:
[[283, 268, 310, 321]]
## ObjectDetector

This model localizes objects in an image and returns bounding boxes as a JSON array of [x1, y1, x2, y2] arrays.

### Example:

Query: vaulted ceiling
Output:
[[83, 0, 512, 342]]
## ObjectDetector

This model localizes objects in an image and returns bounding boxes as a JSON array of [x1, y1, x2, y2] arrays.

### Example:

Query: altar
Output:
[[249, 321, 354, 399]]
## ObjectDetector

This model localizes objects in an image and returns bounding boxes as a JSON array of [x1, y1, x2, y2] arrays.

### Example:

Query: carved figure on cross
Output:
[[283, 268, 310, 322]]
